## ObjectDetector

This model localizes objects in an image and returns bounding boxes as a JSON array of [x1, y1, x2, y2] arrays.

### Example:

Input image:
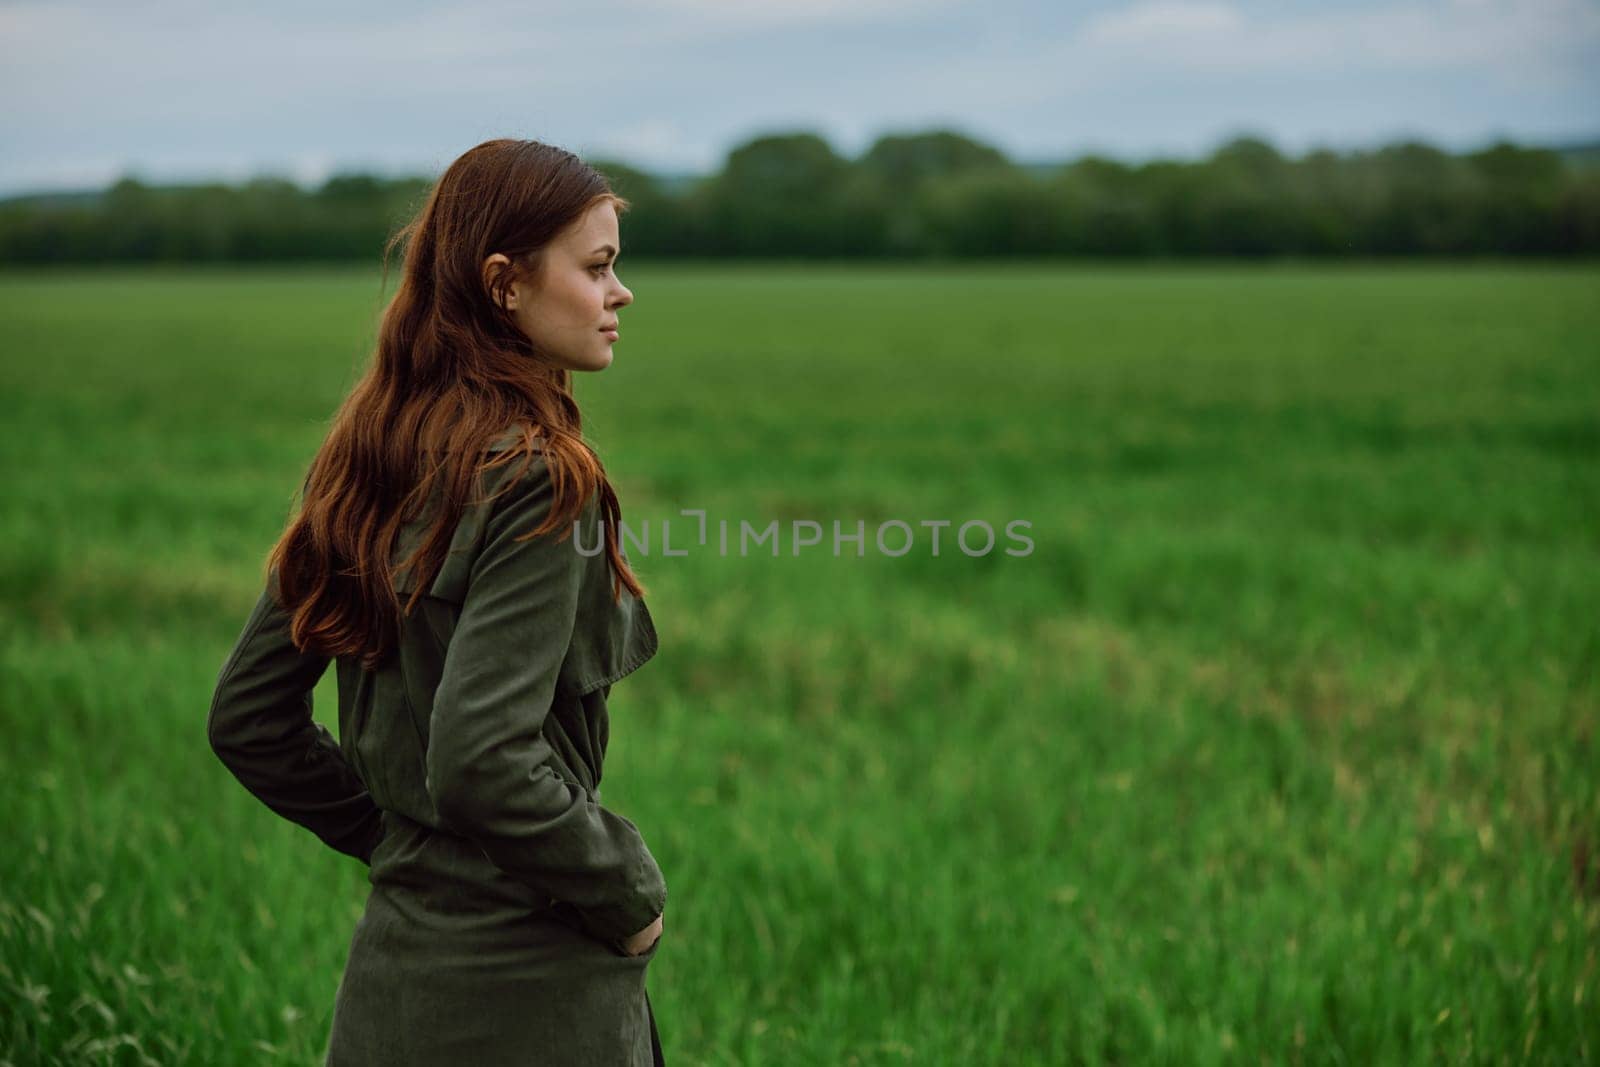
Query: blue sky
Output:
[[2, 0, 1597, 195]]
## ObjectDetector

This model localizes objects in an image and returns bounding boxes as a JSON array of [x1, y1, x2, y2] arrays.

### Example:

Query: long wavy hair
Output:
[[267, 138, 646, 671]]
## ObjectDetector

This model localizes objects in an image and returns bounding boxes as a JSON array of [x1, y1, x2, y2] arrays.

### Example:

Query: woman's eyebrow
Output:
[[590, 243, 619, 257]]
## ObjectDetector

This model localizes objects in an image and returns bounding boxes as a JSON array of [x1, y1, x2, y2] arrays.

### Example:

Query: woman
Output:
[[206, 138, 668, 1066]]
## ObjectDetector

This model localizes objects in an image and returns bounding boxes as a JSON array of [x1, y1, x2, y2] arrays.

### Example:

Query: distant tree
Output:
[[704, 132, 854, 255], [1361, 142, 1486, 254], [2, 131, 1597, 262], [1293, 147, 1358, 253], [1466, 141, 1567, 252], [1210, 136, 1287, 182], [1191, 136, 1307, 255], [318, 173, 384, 202], [1554, 170, 1600, 252], [917, 168, 1068, 255], [584, 159, 686, 256], [859, 130, 1012, 254], [858, 129, 1011, 189], [1051, 156, 1163, 255], [1134, 159, 1207, 254]]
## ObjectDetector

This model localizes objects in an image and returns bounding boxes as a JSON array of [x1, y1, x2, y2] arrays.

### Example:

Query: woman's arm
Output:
[[425, 458, 667, 953], [207, 569, 386, 865]]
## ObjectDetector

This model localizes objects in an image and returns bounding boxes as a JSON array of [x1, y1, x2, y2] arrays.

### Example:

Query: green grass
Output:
[[2, 261, 1597, 1065]]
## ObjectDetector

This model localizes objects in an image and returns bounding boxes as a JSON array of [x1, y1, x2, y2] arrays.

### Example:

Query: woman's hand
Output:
[[621, 913, 663, 956]]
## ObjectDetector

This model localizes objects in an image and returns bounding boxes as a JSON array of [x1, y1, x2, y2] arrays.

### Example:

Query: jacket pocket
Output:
[[555, 586, 660, 699], [545, 899, 661, 960]]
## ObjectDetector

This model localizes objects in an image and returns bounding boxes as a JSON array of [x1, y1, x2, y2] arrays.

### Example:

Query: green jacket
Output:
[[207, 429, 667, 1064]]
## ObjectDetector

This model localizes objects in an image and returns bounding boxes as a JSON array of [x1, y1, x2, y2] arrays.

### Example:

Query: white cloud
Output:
[[580, 119, 715, 171], [1082, 1, 1246, 44], [612, 0, 969, 27], [1071, 0, 1600, 82]]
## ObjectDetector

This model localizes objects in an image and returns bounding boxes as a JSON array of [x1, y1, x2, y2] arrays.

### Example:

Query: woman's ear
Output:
[[483, 252, 518, 311]]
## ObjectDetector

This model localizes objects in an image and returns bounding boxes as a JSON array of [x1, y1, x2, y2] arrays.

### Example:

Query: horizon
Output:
[[3, 127, 1596, 203]]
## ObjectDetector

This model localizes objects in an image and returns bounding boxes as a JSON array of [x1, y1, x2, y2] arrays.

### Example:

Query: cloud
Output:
[[581, 119, 710, 170], [1071, 0, 1600, 85], [611, 0, 968, 27], [1082, 1, 1246, 44]]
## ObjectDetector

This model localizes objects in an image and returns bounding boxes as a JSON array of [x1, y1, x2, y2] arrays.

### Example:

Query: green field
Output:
[[2, 262, 1597, 1064]]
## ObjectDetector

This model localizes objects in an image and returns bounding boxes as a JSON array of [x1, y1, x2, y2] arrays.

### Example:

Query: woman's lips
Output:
[[601, 328, 619, 342]]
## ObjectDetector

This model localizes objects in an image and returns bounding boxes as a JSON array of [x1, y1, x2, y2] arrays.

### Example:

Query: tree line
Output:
[[3, 130, 1596, 263]]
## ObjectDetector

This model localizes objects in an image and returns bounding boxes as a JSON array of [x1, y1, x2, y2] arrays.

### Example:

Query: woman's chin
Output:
[[551, 349, 614, 373]]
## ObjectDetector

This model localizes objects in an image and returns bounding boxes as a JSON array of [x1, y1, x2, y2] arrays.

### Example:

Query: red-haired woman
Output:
[[207, 138, 668, 1066]]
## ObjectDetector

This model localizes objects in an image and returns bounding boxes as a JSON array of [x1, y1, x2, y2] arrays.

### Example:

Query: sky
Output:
[[2, 0, 1598, 195]]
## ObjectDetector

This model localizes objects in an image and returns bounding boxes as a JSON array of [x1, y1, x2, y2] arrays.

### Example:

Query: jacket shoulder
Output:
[[391, 439, 557, 601]]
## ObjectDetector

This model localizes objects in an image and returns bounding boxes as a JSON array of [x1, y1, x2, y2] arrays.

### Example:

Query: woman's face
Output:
[[487, 199, 633, 372]]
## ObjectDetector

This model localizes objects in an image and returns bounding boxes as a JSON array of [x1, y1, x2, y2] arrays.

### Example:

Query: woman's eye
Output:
[[591, 263, 611, 276]]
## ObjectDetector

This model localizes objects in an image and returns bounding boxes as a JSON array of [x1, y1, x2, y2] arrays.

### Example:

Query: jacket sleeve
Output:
[[207, 568, 386, 866], [424, 459, 666, 950]]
